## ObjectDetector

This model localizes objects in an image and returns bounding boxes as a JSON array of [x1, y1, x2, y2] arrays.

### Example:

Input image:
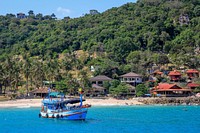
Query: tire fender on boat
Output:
[[39, 113, 41, 118], [46, 114, 48, 118], [52, 114, 55, 118], [56, 114, 59, 118], [60, 115, 63, 118]]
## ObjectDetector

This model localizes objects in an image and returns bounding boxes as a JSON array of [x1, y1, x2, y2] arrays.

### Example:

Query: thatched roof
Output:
[[89, 75, 112, 81], [31, 87, 56, 94], [126, 84, 136, 91], [92, 84, 105, 91]]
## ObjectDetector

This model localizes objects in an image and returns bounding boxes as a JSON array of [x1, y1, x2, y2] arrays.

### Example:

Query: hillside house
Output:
[[89, 75, 112, 86], [88, 75, 112, 96], [152, 70, 163, 77], [120, 72, 142, 86], [186, 69, 199, 79], [17, 13, 26, 19], [168, 70, 181, 81], [187, 83, 200, 90]]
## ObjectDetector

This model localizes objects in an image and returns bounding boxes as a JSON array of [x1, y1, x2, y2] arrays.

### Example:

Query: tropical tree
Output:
[[30, 59, 45, 88], [28, 10, 35, 18], [135, 84, 148, 97], [11, 59, 22, 93], [22, 54, 32, 96]]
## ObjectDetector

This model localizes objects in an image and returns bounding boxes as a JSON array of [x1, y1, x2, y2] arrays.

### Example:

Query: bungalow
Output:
[[85, 84, 107, 97], [89, 75, 112, 96], [119, 84, 135, 97], [152, 70, 163, 77], [151, 83, 191, 97], [187, 83, 200, 90], [31, 87, 56, 98], [168, 70, 181, 81], [17, 13, 26, 19], [186, 69, 199, 79], [120, 72, 142, 86], [89, 75, 112, 86]]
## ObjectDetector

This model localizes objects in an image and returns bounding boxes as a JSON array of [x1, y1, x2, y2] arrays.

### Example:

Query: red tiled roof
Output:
[[154, 89, 191, 92], [186, 69, 199, 73], [168, 70, 181, 76], [153, 83, 191, 92], [153, 70, 163, 75], [156, 83, 182, 90], [157, 72, 163, 75], [187, 83, 200, 87]]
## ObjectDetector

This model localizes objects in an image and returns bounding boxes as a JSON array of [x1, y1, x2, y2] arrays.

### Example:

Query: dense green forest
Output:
[[1, 0, 200, 96]]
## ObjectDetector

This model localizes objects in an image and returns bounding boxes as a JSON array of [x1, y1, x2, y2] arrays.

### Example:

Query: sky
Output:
[[0, 0, 137, 19]]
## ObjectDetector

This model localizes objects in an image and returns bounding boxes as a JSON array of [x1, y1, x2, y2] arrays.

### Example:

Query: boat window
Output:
[[48, 105, 54, 109]]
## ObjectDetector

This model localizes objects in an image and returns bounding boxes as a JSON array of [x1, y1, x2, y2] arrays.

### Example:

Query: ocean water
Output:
[[0, 106, 200, 133]]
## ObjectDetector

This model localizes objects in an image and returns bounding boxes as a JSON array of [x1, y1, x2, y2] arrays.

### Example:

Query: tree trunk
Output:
[[26, 76, 29, 96], [4, 81, 6, 94], [0, 83, 2, 94]]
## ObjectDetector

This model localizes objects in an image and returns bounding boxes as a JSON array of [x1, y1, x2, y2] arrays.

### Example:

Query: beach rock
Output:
[[138, 97, 200, 105]]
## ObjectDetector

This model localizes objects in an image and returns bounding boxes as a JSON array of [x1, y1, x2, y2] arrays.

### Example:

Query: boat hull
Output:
[[40, 108, 88, 120]]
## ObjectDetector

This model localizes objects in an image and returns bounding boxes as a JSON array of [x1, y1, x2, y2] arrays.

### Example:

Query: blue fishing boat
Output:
[[39, 88, 91, 120]]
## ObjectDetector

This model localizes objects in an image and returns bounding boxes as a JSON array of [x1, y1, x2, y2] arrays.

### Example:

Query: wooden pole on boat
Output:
[[48, 87, 51, 101], [79, 88, 83, 107]]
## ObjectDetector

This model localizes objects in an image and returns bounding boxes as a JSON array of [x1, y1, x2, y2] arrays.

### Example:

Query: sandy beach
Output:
[[0, 98, 143, 108]]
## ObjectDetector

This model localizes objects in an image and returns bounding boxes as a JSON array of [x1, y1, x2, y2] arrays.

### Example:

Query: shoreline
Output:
[[1, 97, 200, 109], [0, 98, 144, 108]]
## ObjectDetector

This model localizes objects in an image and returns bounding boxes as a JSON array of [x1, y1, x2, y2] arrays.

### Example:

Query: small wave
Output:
[[16, 105, 31, 108]]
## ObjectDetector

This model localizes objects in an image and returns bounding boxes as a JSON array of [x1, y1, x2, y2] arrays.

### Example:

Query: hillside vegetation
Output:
[[1, 0, 200, 95]]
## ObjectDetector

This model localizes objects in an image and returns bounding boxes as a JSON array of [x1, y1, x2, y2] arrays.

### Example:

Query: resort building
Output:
[[31, 87, 56, 98], [151, 70, 163, 77], [186, 69, 199, 79], [88, 75, 112, 97], [17, 13, 26, 19], [151, 83, 191, 97], [120, 72, 142, 86], [119, 84, 136, 97], [89, 75, 112, 86], [168, 70, 181, 82], [88, 84, 107, 97], [187, 83, 200, 90]]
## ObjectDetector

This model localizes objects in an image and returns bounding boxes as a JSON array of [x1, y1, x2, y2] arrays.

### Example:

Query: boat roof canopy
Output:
[[42, 98, 85, 105]]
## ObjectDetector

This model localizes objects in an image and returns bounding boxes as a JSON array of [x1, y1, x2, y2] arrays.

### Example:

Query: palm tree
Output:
[[11, 59, 22, 93], [22, 54, 31, 96], [44, 58, 61, 88], [4, 56, 14, 92], [31, 59, 45, 88], [0, 63, 4, 94], [61, 53, 73, 75], [64, 73, 79, 95], [77, 69, 91, 90], [0, 62, 8, 94]]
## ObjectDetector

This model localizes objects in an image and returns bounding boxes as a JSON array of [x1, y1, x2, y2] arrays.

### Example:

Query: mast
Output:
[[79, 88, 83, 107], [48, 87, 51, 101]]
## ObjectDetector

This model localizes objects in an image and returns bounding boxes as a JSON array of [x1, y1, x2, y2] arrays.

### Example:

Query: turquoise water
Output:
[[0, 106, 200, 133]]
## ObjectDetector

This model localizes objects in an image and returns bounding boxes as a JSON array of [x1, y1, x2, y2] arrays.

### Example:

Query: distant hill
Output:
[[0, 0, 200, 63]]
